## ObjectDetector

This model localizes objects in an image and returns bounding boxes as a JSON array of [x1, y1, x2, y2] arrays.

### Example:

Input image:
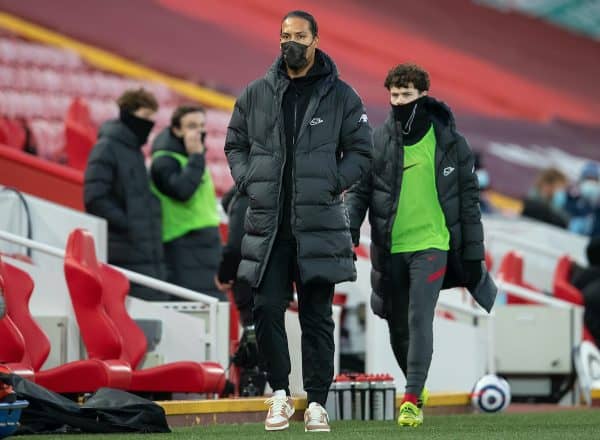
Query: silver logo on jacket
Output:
[[443, 167, 455, 177]]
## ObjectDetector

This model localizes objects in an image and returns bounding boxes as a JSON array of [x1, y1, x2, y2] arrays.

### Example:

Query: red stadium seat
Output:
[[64, 98, 97, 171], [0, 118, 26, 150], [496, 251, 539, 305], [63, 232, 133, 387], [553, 255, 595, 343], [0, 258, 131, 392], [65, 229, 226, 394], [553, 255, 583, 305], [0, 267, 35, 380], [0, 315, 35, 380]]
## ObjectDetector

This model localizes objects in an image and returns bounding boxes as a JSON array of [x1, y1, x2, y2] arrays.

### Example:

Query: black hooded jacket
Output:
[[346, 97, 484, 300], [84, 119, 164, 278], [225, 49, 373, 287]]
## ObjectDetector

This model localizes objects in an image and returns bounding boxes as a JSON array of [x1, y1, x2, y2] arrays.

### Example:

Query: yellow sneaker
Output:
[[397, 401, 423, 427], [418, 387, 429, 409]]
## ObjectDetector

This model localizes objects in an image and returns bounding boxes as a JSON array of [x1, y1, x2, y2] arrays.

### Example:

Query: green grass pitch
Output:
[[16, 409, 600, 440]]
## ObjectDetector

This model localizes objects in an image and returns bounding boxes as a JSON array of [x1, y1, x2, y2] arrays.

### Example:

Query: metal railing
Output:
[[486, 231, 578, 263], [0, 229, 222, 360]]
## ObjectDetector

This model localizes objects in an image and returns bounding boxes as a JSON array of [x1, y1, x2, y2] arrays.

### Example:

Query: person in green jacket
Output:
[[150, 105, 223, 299], [346, 64, 493, 428]]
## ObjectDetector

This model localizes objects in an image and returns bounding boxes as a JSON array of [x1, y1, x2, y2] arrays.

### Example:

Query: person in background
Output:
[[216, 185, 266, 396], [566, 162, 600, 236], [150, 105, 223, 299], [216, 185, 253, 327], [84, 88, 167, 301], [570, 236, 600, 345], [522, 167, 570, 228]]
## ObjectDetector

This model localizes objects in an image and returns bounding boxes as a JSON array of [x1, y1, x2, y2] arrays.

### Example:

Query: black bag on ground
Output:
[[0, 373, 170, 434]]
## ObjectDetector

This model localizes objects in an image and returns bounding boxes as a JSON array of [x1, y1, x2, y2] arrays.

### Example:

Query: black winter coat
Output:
[[346, 98, 484, 300], [225, 50, 373, 287], [84, 120, 165, 280]]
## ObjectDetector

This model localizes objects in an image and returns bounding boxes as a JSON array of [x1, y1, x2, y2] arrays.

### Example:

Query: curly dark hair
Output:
[[117, 88, 158, 113], [384, 63, 430, 91]]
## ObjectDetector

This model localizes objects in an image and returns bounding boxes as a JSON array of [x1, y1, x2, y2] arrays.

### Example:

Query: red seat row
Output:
[[0, 228, 226, 395], [496, 250, 594, 343]]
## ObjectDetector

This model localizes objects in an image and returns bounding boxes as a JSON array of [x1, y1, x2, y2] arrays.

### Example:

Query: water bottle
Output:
[[353, 374, 370, 420], [382, 374, 396, 420], [370, 374, 386, 420], [325, 379, 338, 421], [336, 375, 353, 420], [325, 374, 354, 421]]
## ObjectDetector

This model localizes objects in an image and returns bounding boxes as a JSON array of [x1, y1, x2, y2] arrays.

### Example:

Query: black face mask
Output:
[[391, 95, 428, 134], [120, 109, 155, 146], [281, 41, 311, 71]]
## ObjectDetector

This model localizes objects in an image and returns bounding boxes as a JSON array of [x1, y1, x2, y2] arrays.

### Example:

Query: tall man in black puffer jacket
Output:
[[346, 64, 495, 428], [84, 89, 168, 301], [225, 10, 372, 433]]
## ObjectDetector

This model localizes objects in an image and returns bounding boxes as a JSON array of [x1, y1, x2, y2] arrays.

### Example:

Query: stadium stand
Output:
[[0, 32, 233, 194]]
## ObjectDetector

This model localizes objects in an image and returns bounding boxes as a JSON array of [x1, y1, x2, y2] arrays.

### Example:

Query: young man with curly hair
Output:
[[346, 63, 494, 427]]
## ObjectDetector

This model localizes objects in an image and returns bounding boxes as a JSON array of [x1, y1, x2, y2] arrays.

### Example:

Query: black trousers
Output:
[[387, 249, 447, 397], [253, 237, 335, 406]]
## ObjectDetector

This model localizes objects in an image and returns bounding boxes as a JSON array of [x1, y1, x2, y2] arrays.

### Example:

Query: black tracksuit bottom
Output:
[[253, 236, 335, 406], [387, 249, 447, 397]]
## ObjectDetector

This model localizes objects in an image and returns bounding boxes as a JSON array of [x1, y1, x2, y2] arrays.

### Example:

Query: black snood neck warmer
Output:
[[120, 109, 155, 146], [392, 95, 430, 144]]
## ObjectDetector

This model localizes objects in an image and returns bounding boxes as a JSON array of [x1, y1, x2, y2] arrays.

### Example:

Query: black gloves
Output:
[[462, 260, 483, 291]]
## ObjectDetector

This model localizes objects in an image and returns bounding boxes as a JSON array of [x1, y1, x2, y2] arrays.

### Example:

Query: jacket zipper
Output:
[[256, 87, 288, 287], [435, 141, 457, 250], [292, 100, 300, 266]]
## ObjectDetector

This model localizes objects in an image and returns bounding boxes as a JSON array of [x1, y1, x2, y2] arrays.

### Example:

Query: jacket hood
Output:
[[384, 97, 456, 131], [151, 127, 186, 155], [98, 119, 142, 149]]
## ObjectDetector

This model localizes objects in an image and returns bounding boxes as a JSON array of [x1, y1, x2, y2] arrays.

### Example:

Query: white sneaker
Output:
[[264, 393, 295, 431], [304, 402, 331, 432]]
